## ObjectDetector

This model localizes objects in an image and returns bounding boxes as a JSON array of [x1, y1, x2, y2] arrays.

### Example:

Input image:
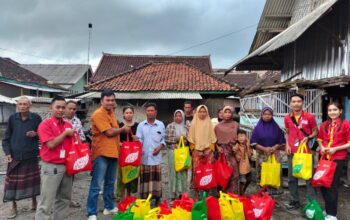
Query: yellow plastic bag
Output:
[[219, 192, 245, 220], [219, 192, 235, 220], [229, 197, 245, 220], [144, 207, 160, 220], [292, 142, 313, 180], [131, 194, 152, 218], [174, 136, 192, 172], [121, 165, 140, 184], [172, 207, 191, 220], [159, 213, 175, 220], [260, 154, 281, 188]]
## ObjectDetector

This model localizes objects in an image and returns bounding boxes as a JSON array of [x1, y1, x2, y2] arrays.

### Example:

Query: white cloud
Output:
[[0, 0, 264, 69]]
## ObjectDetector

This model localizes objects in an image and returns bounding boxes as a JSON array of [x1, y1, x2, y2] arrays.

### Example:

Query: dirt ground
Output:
[[1, 148, 350, 220]]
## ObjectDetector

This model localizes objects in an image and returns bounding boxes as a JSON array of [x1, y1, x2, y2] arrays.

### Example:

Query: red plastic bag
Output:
[[206, 196, 221, 220], [228, 193, 255, 220], [119, 131, 142, 167], [214, 153, 233, 190], [250, 188, 275, 220], [173, 193, 196, 211], [117, 196, 137, 212], [65, 136, 92, 176], [312, 156, 337, 188], [195, 161, 217, 191], [159, 200, 172, 215]]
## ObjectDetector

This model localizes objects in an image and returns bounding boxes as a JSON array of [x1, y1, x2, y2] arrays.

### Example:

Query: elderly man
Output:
[[2, 96, 42, 219]]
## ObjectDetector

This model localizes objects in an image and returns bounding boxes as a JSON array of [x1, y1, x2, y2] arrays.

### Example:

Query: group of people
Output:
[[2, 96, 85, 219], [2, 90, 349, 220]]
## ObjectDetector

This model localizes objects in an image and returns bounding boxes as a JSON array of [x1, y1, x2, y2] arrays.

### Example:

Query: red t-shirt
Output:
[[317, 119, 350, 160], [38, 116, 73, 164], [284, 111, 317, 153]]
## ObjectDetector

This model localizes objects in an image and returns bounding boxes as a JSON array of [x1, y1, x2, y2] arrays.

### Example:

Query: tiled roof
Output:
[[91, 53, 213, 82], [88, 62, 237, 92], [0, 57, 49, 85], [215, 72, 259, 89], [240, 71, 282, 95]]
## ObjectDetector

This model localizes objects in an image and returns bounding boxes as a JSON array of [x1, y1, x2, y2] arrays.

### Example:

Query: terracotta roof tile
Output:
[[0, 57, 49, 85], [215, 72, 259, 89], [88, 62, 236, 92], [91, 53, 213, 82]]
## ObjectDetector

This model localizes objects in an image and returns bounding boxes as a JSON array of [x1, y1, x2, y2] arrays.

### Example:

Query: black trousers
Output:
[[320, 160, 345, 216]]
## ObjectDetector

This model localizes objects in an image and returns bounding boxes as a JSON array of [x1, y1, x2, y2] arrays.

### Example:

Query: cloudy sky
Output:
[[0, 0, 264, 70]]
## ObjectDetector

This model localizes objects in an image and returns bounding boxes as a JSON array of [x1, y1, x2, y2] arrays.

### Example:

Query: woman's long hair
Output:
[[325, 102, 344, 132]]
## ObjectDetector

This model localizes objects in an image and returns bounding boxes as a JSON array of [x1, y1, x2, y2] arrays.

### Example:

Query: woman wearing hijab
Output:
[[187, 105, 217, 194], [165, 110, 188, 200], [251, 107, 285, 194], [214, 106, 240, 194]]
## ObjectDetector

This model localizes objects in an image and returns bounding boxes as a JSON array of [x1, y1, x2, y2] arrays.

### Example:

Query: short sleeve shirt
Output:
[[284, 111, 317, 153], [318, 120, 350, 160], [136, 119, 166, 165], [91, 107, 120, 160], [38, 116, 73, 164]]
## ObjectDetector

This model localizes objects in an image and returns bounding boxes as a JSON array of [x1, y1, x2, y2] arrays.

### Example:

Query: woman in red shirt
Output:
[[317, 102, 350, 220]]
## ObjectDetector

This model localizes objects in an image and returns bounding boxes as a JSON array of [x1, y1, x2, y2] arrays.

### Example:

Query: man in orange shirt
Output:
[[87, 90, 130, 220]]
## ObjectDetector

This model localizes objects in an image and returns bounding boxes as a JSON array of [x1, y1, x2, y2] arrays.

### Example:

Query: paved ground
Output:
[[1, 148, 350, 220]]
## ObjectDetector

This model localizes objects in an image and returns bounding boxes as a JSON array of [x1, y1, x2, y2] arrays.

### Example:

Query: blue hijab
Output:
[[250, 107, 285, 147]]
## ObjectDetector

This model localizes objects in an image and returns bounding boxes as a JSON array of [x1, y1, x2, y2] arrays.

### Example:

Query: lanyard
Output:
[[291, 112, 304, 129], [48, 118, 73, 149], [325, 126, 335, 160]]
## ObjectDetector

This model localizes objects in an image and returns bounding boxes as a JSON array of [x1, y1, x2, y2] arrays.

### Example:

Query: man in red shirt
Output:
[[285, 94, 318, 210], [35, 96, 75, 220]]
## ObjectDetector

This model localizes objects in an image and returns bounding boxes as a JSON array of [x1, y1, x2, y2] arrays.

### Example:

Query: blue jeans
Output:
[[87, 156, 117, 216]]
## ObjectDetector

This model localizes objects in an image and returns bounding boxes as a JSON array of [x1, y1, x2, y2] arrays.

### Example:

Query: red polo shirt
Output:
[[317, 119, 350, 160], [284, 111, 317, 153], [38, 116, 73, 164]]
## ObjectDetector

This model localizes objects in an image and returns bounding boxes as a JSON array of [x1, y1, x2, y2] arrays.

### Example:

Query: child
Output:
[[234, 129, 253, 195]]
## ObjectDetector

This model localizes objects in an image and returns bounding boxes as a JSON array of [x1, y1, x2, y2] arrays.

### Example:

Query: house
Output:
[[21, 64, 93, 94], [214, 69, 281, 92], [0, 57, 66, 98], [90, 53, 213, 83], [83, 62, 239, 124], [0, 94, 16, 123], [227, 0, 348, 131]]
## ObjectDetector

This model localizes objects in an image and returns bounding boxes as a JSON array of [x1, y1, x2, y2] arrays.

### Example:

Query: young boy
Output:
[[234, 129, 253, 195]]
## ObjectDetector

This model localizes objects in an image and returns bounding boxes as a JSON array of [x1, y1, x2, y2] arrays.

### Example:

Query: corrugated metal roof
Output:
[[250, 0, 294, 52], [290, 0, 329, 25], [0, 94, 16, 104], [21, 64, 91, 85], [1, 80, 66, 93], [249, 0, 331, 53], [230, 0, 338, 71], [76, 92, 203, 100]]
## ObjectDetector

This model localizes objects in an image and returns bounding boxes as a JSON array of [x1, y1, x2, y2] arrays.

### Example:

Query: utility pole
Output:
[[87, 22, 92, 83]]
